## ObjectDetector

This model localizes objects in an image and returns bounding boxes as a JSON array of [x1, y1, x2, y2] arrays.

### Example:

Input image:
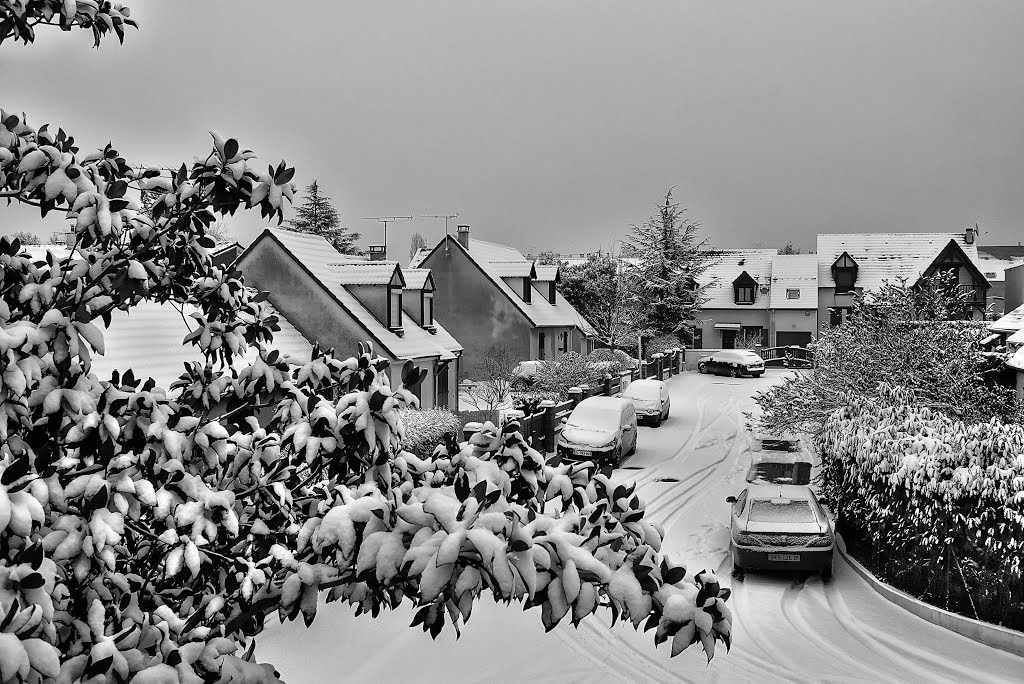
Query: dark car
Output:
[[727, 484, 834, 580], [698, 349, 765, 377]]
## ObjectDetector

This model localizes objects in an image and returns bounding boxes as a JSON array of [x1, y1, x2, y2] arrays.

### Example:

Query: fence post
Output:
[[567, 386, 583, 408], [604, 373, 613, 396], [640, 361, 647, 379], [680, 346, 685, 372], [539, 399, 556, 454]]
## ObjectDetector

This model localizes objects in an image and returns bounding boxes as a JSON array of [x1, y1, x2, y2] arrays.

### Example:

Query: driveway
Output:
[[256, 370, 1024, 683]]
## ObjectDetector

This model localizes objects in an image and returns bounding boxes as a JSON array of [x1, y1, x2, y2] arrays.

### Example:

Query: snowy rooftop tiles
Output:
[[701, 249, 778, 310], [816, 233, 983, 293], [991, 303, 1024, 334], [769, 254, 820, 309]]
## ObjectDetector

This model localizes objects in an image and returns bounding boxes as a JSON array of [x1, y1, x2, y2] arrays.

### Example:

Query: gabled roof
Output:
[[328, 261, 404, 286], [770, 254, 819, 309], [409, 247, 431, 268], [990, 303, 1024, 334], [733, 270, 757, 285], [700, 249, 777, 309], [243, 228, 462, 361], [89, 300, 312, 390], [816, 233, 985, 292], [534, 264, 560, 282], [401, 268, 434, 291], [977, 245, 1024, 262], [422, 234, 597, 335]]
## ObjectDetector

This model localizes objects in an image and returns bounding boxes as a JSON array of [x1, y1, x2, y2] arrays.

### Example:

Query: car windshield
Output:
[[567, 404, 620, 429], [624, 383, 660, 400], [748, 499, 816, 523]]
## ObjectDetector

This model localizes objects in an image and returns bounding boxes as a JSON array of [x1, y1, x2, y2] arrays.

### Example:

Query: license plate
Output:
[[767, 553, 800, 562], [573, 448, 592, 457]]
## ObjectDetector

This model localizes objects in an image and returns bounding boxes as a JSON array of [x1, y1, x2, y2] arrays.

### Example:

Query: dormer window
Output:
[[832, 252, 858, 294], [523, 277, 532, 303], [388, 286, 402, 330], [733, 271, 757, 305], [422, 291, 434, 329]]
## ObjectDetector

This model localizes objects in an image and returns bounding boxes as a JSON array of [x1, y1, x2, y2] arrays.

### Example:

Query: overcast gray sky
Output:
[[4, 0, 1023, 256]]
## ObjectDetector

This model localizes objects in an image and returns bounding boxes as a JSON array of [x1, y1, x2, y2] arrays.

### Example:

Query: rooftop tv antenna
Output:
[[360, 215, 412, 259], [422, 213, 460, 238]]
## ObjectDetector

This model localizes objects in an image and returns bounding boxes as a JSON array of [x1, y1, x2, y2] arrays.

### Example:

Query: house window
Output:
[[436, 363, 449, 409], [559, 331, 568, 353], [786, 288, 800, 300], [733, 271, 757, 305], [422, 291, 434, 328], [548, 282, 557, 304], [388, 288, 402, 329], [538, 331, 546, 360], [984, 272, 997, 278], [523, 277, 532, 303], [829, 307, 851, 326], [831, 252, 858, 294]]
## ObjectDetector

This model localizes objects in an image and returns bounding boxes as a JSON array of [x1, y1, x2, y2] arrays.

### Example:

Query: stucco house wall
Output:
[[697, 308, 771, 348], [238, 238, 391, 363], [423, 241, 532, 378]]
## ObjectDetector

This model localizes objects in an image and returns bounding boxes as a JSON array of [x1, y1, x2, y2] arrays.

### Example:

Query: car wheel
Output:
[[697, 362, 707, 374], [731, 366, 742, 378], [821, 557, 834, 582]]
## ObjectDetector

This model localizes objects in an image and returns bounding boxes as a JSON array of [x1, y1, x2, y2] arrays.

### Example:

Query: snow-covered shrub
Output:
[[397, 407, 462, 457], [818, 384, 1024, 627], [586, 348, 637, 376], [510, 390, 562, 416], [753, 274, 1022, 436], [535, 352, 604, 398], [0, 101, 733, 682]]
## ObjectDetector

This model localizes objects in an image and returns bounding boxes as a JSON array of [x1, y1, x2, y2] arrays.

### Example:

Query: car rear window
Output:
[[748, 462, 812, 485], [740, 352, 763, 362], [748, 499, 816, 523]]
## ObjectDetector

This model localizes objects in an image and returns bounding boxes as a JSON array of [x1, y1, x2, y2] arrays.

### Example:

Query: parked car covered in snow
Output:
[[556, 396, 637, 467], [727, 483, 834, 580], [514, 360, 543, 381], [621, 378, 670, 426], [747, 434, 811, 485], [698, 349, 765, 377]]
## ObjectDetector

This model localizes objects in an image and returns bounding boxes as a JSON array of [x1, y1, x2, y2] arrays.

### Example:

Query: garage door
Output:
[[776, 331, 812, 348]]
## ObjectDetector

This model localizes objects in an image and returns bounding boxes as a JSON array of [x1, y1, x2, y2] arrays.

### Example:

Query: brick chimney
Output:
[[368, 245, 387, 261], [457, 225, 470, 250], [965, 224, 976, 245]]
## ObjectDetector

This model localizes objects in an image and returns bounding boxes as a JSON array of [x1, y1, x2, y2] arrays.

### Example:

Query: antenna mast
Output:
[[422, 213, 460, 238], [360, 215, 412, 259]]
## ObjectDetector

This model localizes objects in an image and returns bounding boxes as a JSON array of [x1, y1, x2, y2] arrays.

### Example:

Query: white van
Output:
[[556, 396, 638, 467], [621, 378, 671, 426]]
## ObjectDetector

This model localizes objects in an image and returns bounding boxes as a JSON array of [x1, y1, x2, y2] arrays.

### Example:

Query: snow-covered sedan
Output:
[[556, 396, 637, 467], [727, 484, 834, 580], [621, 378, 670, 426], [697, 349, 765, 377]]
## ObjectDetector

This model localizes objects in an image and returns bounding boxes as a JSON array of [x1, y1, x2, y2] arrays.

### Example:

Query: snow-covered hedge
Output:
[[818, 384, 1024, 625], [397, 407, 463, 457], [0, 100, 734, 683]]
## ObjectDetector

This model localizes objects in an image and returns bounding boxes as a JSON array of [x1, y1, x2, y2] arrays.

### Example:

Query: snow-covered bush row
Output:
[[534, 352, 605, 398], [818, 384, 1024, 584], [0, 103, 732, 683], [396, 408, 462, 457]]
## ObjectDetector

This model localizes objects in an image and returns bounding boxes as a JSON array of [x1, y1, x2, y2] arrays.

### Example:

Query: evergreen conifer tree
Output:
[[288, 179, 361, 254], [623, 191, 717, 341]]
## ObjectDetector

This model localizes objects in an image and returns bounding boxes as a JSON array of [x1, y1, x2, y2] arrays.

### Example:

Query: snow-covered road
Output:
[[257, 371, 1024, 683]]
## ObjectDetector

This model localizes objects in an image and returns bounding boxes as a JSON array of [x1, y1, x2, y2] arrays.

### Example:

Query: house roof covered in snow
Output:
[[420, 235, 597, 336], [990, 303, 1024, 334], [769, 254, 819, 309], [401, 268, 434, 291], [700, 250, 777, 310], [248, 228, 461, 361], [534, 264, 560, 282], [816, 233, 985, 292], [89, 301, 312, 391], [328, 261, 404, 286]]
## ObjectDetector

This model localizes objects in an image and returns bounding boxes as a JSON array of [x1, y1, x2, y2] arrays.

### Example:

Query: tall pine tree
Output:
[[623, 190, 717, 341], [288, 179, 361, 255]]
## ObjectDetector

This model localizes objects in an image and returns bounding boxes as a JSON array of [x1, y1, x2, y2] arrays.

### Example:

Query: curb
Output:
[[836, 535, 1024, 659]]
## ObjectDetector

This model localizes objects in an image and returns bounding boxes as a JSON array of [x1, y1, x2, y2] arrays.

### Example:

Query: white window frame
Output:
[[786, 288, 800, 300]]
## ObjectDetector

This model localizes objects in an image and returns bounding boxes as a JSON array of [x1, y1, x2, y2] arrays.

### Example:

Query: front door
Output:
[[721, 329, 737, 349]]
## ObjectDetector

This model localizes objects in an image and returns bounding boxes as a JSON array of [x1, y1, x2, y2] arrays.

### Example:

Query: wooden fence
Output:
[[757, 345, 815, 368], [463, 347, 686, 454]]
